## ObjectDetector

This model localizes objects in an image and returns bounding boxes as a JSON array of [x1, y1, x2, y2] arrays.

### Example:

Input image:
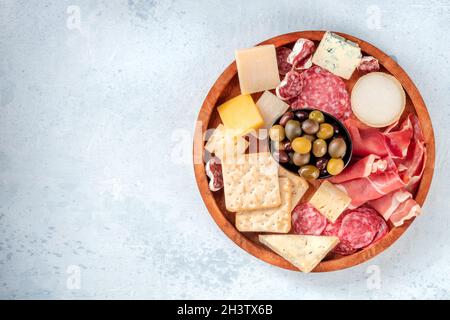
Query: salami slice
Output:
[[291, 66, 351, 120], [357, 56, 380, 73], [333, 241, 357, 256], [292, 203, 327, 236], [338, 209, 378, 249], [205, 156, 223, 192], [287, 38, 315, 70], [276, 70, 303, 101], [276, 47, 293, 76]]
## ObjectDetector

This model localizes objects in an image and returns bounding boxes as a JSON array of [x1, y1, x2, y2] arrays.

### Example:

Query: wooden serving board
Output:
[[193, 31, 435, 272]]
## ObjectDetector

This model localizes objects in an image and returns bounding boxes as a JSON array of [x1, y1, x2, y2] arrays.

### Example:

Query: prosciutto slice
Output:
[[338, 114, 425, 226], [329, 154, 387, 184], [345, 119, 389, 157], [367, 188, 421, 226], [336, 171, 405, 208]]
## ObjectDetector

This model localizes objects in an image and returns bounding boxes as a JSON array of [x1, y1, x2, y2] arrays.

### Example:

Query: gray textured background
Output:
[[0, 0, 449, 299]]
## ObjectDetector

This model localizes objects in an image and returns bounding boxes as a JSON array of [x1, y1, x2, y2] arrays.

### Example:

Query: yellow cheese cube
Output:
[[235, 45, 280, 94], [217, 94, 264, 136]]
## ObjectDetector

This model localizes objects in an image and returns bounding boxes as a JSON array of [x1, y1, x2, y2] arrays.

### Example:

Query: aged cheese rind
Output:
[[312, 32, 362, 80], [256, 91, 290, 129], [308, 181, 351, 223], [217, 94, 264, 137], [235, 45, 281, 94], [259, 234, 339, 273]]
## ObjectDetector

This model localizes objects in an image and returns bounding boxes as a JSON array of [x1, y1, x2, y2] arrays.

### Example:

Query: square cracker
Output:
[[278, 166, 309, 208], [222, 152, 280, 212], [235, 177, 292, 233], [204, 124, 248, 161]]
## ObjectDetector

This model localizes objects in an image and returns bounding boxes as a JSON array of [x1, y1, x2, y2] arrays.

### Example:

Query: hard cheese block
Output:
[[256, 91, 290, 129], [259, 234, 339, 273], [236, 45, 281, 94], [308, 180, 351, 223], [312, 32, 362, 80], [217, 94, 264, 136]]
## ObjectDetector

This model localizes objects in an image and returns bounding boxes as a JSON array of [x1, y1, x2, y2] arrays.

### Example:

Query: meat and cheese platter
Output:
[[193, 31, 435, 272]]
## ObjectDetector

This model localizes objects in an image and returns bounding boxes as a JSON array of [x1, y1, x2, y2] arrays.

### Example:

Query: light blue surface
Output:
[[0, 0, 449, 299]]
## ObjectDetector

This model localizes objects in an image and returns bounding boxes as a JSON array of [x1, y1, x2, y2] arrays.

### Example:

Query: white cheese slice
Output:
[[235, 45, 281, 94], [308, 181, 351, 223], [256, 91, 290, 128], [351, 72, 406, 128], [312, 32, 362, 79], [259, 234, 339, 273]]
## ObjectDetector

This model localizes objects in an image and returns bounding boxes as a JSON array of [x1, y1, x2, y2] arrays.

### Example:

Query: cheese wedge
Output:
[[256, 91, 290, 129], [312, 32, 362, 79], [308, 181, 351, 223], [217, 94, 264, 136], [259, 234, 339, 273], [235, 45, 280, 94], [204, 124, 248, 161]]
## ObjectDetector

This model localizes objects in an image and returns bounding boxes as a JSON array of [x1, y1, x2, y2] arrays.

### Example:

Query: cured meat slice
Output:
[[291, 203, 327, 236], [344, 119, 389, 157], [384, 115, 413, 159], [389, 198, 421, 227], [287, 38, 315, 70], [357, 56, 380, 73], [333, 241, 357, 256], [338, 209, 379, 249], [205, 157, 223, 191], [291, 66, 351, 120], [276, 47, 293, 76], [276, 70, 303, 101], [368, 189, 413, 220], [329, 154, 387, 184]]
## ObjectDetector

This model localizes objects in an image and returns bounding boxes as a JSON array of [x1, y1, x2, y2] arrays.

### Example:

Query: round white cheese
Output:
[[351, 72, 406, 127]]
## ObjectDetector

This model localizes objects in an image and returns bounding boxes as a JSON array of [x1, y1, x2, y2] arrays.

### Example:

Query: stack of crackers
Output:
[[221, 152, 309, 233]]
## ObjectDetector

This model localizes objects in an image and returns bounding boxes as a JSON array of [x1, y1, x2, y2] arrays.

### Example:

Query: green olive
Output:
[[284, 120, 302, 141], [301, 119, 319, 135], [292, 137, 312, 154], [327, 158, 345, 175], [269, 125, 285, 141], [298, 165, 320, 180], [293, 152, 311, 166], [312, 139, 327, 158], [309, 110, 325, 123], [316, 123, 334, 140], [328, 138, 347, 158]]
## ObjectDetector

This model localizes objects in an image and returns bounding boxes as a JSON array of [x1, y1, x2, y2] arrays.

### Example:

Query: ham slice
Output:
[[368, 189, 412, 220], [329, 154, 387, 184], [368, 188, 421, 226], [337, 114, 425, 226], [345, 119, 389, 157], [384, 116, 413, 159], [336, 171, 405, 208], [390, 199, 421, 227]]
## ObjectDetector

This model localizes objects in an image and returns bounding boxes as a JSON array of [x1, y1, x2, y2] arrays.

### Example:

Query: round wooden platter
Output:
[[193, 31, 435, 272]]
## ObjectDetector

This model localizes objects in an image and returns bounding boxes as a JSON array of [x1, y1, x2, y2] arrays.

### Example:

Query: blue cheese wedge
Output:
[[259, 234, 339, 273], [312, 32, 362, 79], [308, 181, 351, 223]]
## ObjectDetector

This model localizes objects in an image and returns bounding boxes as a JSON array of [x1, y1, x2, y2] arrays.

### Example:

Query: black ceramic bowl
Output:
[[269, 108, 353, 179]]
